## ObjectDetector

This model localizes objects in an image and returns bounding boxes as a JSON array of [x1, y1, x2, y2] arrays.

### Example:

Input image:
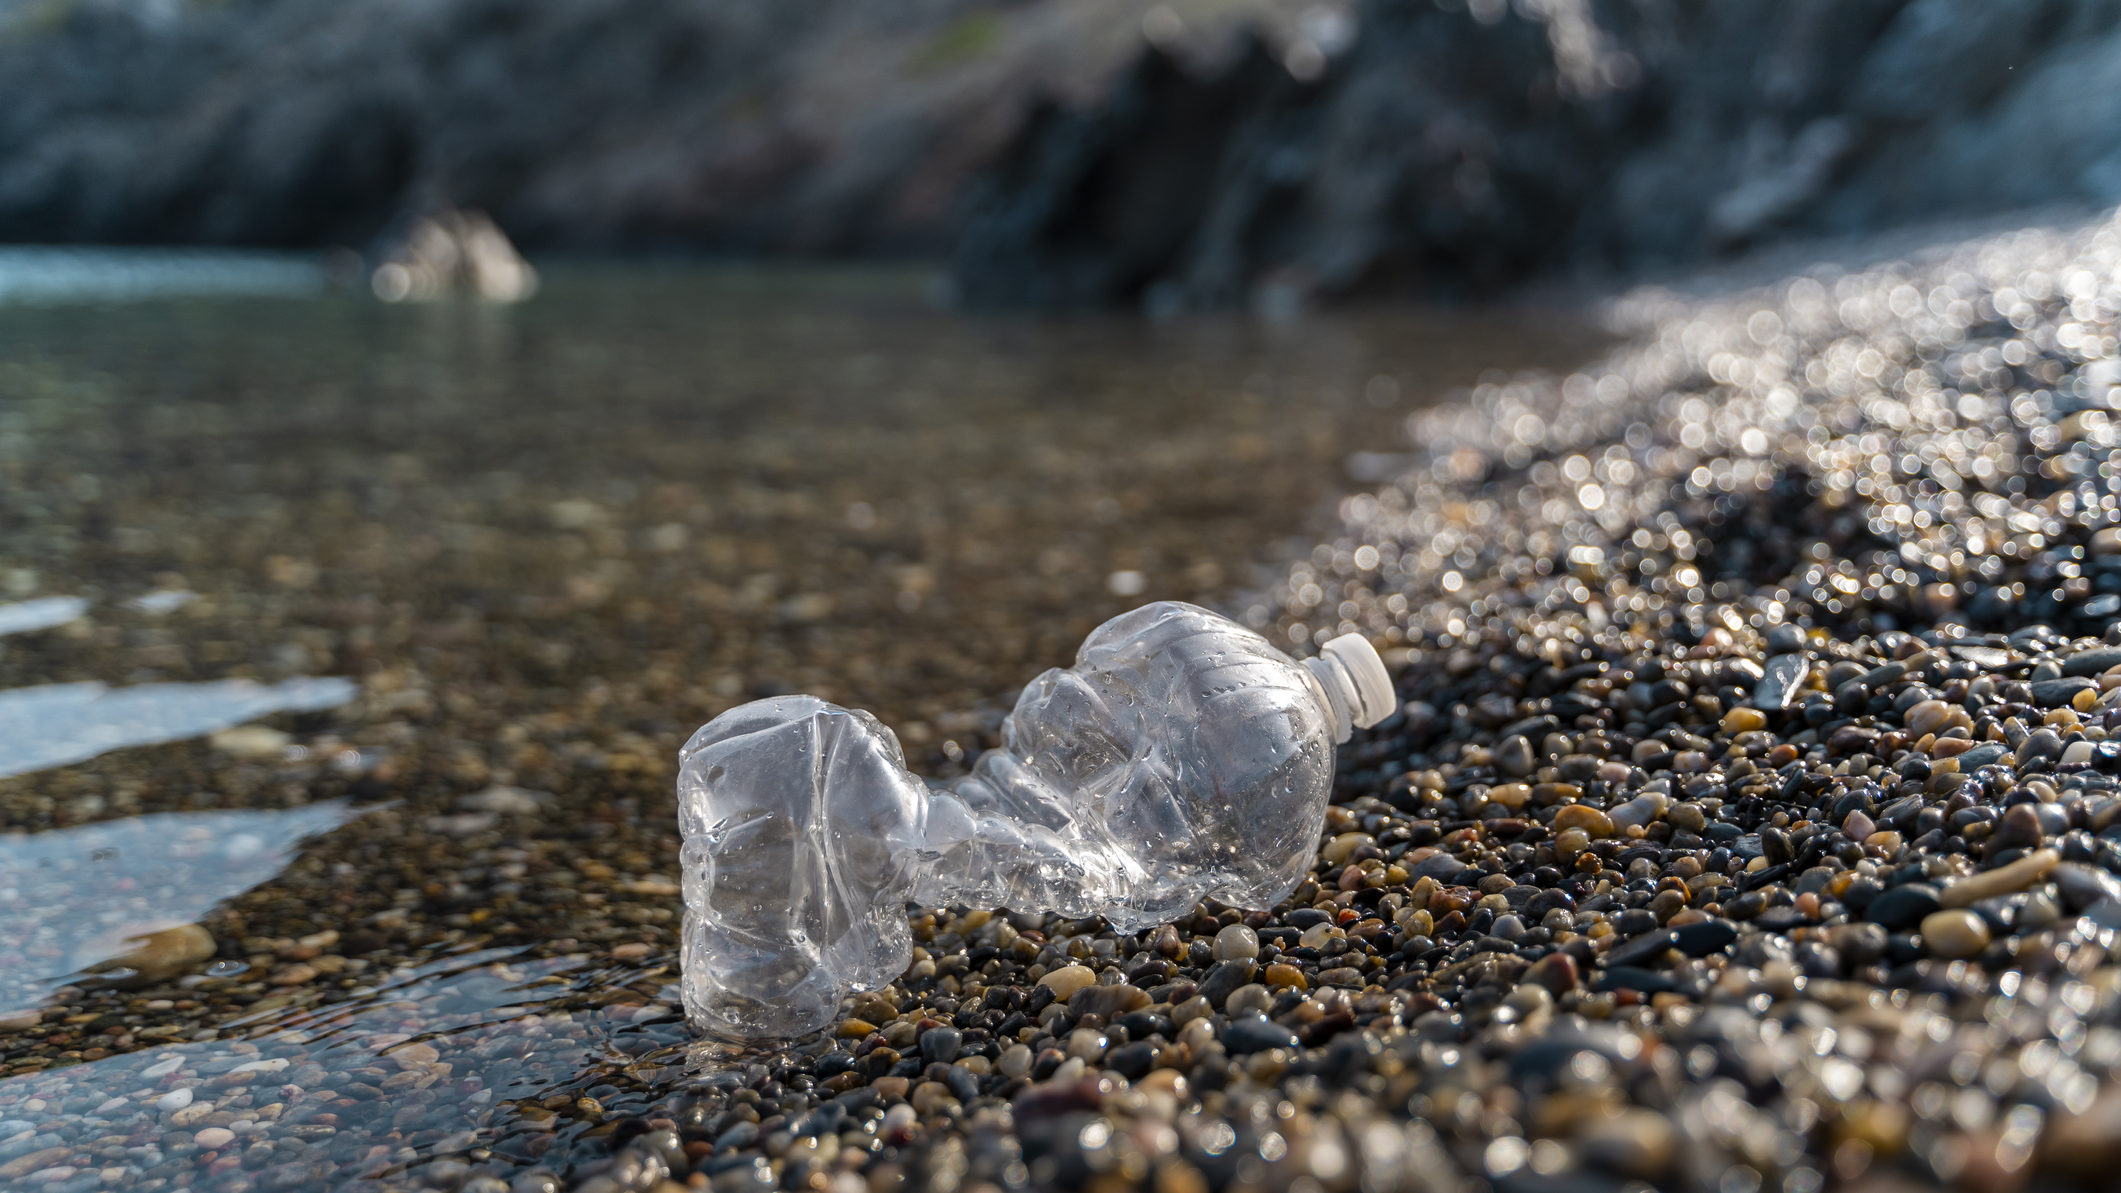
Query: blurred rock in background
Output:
[[957, 0, 2121, 308], [0, 0, 1274, 254], [4, 0, 2121, 307], [368, 208, 536, 302]]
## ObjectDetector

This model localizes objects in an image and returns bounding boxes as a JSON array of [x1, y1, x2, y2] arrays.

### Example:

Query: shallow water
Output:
[[0, 261, 1598, 1188]]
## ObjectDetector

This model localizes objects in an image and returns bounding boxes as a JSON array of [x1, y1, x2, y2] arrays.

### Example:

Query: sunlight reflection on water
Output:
[[0, 678, 357, 780], [0, 803, 373, 1013], [0, 249, 325, 304]]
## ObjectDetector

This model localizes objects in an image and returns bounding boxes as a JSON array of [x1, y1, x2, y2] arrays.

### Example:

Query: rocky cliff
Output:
[[955, 0, 2121, 308], [0, 0, 1276, 253]]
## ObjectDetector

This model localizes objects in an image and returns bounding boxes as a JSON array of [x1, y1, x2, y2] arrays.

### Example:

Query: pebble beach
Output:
[[7, 207, 2121, 1193]]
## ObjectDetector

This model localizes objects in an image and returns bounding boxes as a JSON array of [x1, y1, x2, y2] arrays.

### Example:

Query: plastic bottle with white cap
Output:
[[676, 600, 1396, 1040]]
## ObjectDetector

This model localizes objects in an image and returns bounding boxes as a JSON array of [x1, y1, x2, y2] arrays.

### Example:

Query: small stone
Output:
[[1524, 951, 1579, 993], [113, 923, 216, 980], [2017, 728, 2065, 767], [156, 1087, 195, 1112], [1609, 791, 1668, 831], [2064, 647, 2121, 677], [998, 1044, 1032, 1079], [1171, 995, 1212, 1026], [1552, 805, 1614, 837], [1721, 708, 1767, 734], [1211, 924, 1259, 961], [1605, 929, 1678, 968], [194, 1127, 235, 1150], [1671, 919, 1738, 956], [1906, 699, 1960, 736], [1105, 1040, 1160, 1079], [1488, 782, 1532, 809], [1831, 922, 1889, 965], [1262, 963, 1307, 990], [919, 1026, 962, 1064], [1226, 984, 1275, 1017], [1921, 909, 1991, 959], [1754, 655, 1808, 709], [1064, 1028, 1106, 1061], [209, 725, 290, 757], [1941, 848, 2059, 907], [1320, 832, 1372, 865], [2031, 678, 2097, 707], [1497, 735, 1536, 777], [1038, 965, 1096, 1000], [910, 1081, 957, 1116], [1866, 884, 1942, 930], [1197, 959, 1256, 1007], [1221, 1016, 1299, 1055], [1066, 983, 1149, 1018], [1956, 742, 2010, 769]]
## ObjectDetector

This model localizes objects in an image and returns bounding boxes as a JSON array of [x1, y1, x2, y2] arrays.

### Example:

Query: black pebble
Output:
[[1672, 919, 1738, 956], [1867, 884, 1942, 930], [1221, 1016, 1301, 1055]]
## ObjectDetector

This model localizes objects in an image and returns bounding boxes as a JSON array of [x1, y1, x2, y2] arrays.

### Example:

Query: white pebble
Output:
[[141, 1055, 185, 1078], [156, 1087, 194, 1112], [1211, 923, 1259, 961], [2063, 740, 2095, 766]]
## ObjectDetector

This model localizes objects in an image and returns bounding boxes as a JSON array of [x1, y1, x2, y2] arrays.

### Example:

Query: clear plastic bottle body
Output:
[[677, 602, 1386, 1041]]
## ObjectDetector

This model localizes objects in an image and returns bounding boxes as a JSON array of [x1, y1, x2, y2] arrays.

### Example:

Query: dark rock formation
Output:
[[0, 0, 1256, 253], [954, 0, 2121, 309], [8, 0, 2121, 305]]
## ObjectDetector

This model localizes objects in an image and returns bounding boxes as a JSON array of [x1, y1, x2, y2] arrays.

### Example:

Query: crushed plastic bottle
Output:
[[676, 601, 1395, 1041]]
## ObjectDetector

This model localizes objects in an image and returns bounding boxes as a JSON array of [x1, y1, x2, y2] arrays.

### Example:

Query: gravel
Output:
[[11, 214, 2121, 1191]]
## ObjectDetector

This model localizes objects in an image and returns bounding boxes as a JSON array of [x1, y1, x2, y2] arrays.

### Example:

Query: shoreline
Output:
[[3, 205, 2119, 1189]]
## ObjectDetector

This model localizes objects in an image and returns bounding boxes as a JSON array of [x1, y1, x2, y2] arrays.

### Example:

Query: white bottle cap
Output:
[[1302, 632, 1395, 741]]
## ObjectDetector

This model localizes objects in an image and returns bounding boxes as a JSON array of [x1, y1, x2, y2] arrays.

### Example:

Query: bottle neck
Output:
[[1300, 632, 1394, 744], [1302, 655, 1357, 744]]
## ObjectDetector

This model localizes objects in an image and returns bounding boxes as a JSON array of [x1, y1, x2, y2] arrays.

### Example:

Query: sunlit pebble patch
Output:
[[1267, 218, 2121, 651]]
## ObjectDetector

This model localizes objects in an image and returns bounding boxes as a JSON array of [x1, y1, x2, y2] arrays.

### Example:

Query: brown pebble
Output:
[[114, 923, 217, 980], [1263, 963, 1308, 991], [1921, 909, 1991, 959], [1552, 805, 1615, 837], [1068, 983, 1150, 1017], [1525, 952, 1579, 993], [1940, 848, 2059, 907]]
